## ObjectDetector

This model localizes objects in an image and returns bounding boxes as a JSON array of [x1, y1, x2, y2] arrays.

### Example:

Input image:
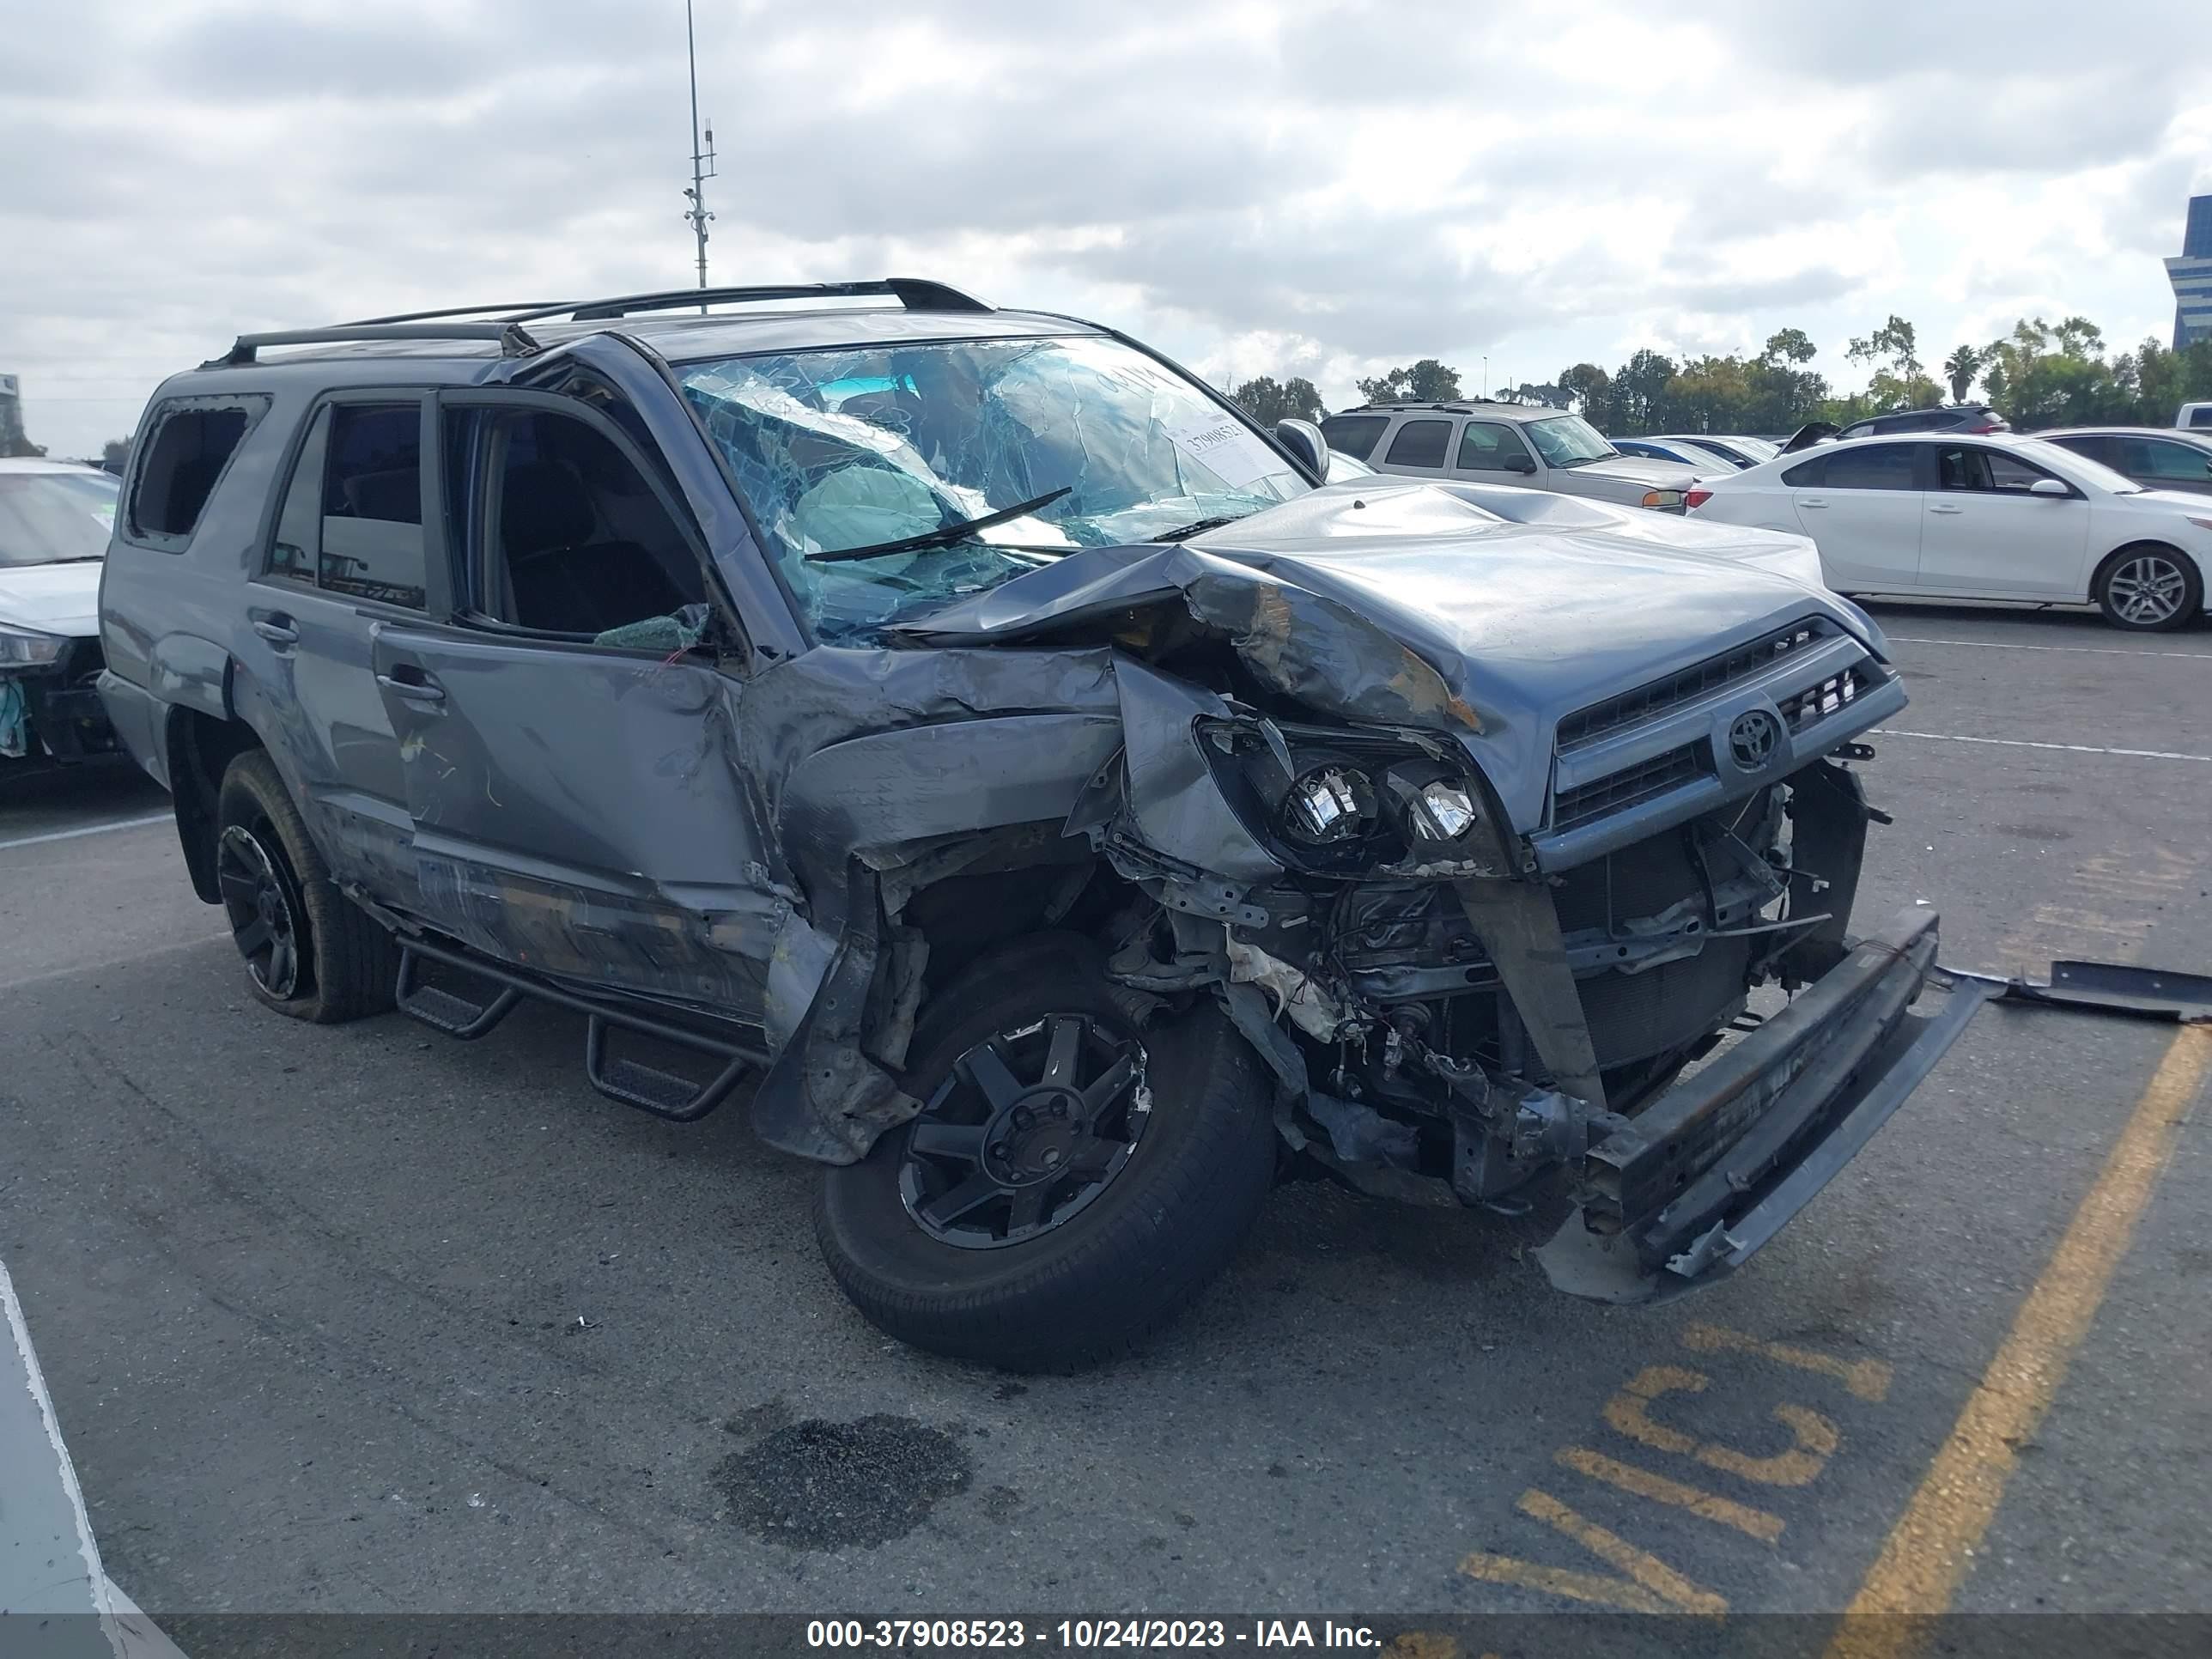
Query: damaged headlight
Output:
[[1201, 718, 1500, 871], [0, 624, 67, 667], [1281, 764, 1379, 848]]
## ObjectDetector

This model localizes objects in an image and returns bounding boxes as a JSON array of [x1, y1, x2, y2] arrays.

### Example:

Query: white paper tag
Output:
[[1166, 414, 1279, 489]]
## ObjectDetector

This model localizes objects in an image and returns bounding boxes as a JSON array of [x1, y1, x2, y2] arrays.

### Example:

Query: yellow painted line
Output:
[[1826, 1024, 2212, 1659], [1460, 1489, 1727, 1616], [1680, 1322, 1893, 1402], [1554, 1445, 1784, 1542]]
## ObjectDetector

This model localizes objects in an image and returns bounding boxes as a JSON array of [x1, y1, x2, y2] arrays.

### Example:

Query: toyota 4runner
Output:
[[98, 280, 1979, 1370]]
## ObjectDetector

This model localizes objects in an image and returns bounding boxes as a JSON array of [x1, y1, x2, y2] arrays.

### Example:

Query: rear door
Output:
[[1917, 442, 2090, 599], [1376, 416, 1454, 478], [367, 387, 780, 1018], [1784, 442, 1924, 591], [244, 393, 446, 895]]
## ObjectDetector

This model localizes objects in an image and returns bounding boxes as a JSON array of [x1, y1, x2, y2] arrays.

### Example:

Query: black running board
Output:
[[391, 935, 769, 1122]]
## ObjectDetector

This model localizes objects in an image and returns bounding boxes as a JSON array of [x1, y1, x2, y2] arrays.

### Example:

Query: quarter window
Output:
[[128, 397, 268, 544], [1383, 419, 1451, 470]]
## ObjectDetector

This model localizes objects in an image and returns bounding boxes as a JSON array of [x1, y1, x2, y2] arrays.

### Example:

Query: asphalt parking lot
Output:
[[3, 602, 2209, 1634]]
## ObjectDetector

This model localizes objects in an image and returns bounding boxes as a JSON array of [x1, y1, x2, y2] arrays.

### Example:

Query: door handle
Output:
[[1929, 503, 1966, 514], [376, 670, 447, 705], [1797, 496, 1827, 508], [251, 613, 299, 647]]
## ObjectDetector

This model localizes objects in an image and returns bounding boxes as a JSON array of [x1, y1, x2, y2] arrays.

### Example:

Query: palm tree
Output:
[[1943, 345, 1981, 404]]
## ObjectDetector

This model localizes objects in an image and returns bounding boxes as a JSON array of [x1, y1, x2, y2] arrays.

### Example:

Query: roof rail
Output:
[[349, 301, 581, 325], [219, 320, 543, 367], [507, 277, 993, 324]]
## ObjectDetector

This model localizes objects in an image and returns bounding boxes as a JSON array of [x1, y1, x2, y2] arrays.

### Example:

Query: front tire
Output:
[[815, 937, 1276, 1371], [2094, 544, 2201, 632], [216, 749, 398, 1022]]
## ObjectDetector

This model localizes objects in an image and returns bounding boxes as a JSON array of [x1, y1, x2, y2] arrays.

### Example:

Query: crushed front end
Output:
[[1073, 605, 1979, 1304]]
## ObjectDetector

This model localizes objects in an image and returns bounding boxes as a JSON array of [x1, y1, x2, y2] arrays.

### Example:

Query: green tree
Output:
[[1557, 362, 1613, 429], [1610, 349, 1678, 434], [1664, 356, 1755, 434], [1230, 374, 1324, 424], [1846, 315, 1936, 410], [1759, 328, 1817, 368], [1942, 345, 1981, 404], [1979, 317, 2128, 427], [1355, 358, 1463, 406]]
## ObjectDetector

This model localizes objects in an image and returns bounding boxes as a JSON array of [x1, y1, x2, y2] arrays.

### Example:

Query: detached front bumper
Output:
[[1534, 906, 1985, 1303]]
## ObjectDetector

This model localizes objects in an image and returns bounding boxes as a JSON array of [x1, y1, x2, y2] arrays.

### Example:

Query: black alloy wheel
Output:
[[217, 819, 308, 999], [899, 1013, 1150, 1249]]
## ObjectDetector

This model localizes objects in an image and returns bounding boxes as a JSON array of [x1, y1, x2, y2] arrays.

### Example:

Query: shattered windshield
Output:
[[678, 336, 1307, 643], [1523, 415, 1617, 468]]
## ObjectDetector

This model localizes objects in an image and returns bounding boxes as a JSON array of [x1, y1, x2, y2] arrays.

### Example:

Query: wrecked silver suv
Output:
[[98, 281, 1978, 1370]]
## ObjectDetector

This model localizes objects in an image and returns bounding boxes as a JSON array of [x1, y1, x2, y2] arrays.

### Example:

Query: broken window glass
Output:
[[678, 336, 1307, 643]]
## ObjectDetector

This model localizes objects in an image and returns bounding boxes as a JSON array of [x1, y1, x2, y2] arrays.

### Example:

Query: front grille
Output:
[[1776, 663, 1869, 732], [1556, 618, 1829, 751], [1553, 742, 1709, 832]]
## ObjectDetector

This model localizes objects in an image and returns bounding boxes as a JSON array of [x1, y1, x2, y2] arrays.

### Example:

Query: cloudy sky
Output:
[[6, 0, 2208, 457]]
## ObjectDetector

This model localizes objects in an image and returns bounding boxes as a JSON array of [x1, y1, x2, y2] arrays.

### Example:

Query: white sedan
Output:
[[1686, 432, 2212, 631]]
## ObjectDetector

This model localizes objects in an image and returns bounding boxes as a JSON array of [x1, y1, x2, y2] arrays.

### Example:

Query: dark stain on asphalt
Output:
[[714, 1415, 972, 1549], [1996, 823, 2075, 842]]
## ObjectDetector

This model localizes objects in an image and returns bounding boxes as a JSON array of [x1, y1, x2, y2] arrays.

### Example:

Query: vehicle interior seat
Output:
[[499, 460, 695, 635]]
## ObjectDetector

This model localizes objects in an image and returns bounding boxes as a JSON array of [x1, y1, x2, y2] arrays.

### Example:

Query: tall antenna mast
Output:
[[681, 0, 717, 310]]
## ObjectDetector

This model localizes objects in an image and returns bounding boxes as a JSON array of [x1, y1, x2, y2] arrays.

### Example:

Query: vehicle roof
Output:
[[1334, 401, 1566, 422], [157, 298, 1110, 397], [2037, 425, 2212, 441]]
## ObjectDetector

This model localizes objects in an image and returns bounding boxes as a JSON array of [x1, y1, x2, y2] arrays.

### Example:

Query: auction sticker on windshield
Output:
[[1166, 414, 1281, 489]]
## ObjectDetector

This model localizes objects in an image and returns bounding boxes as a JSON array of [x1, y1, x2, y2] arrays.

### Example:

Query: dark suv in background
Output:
[[1835, 404, 2009, 441], [95, 279, 1974, 1370]]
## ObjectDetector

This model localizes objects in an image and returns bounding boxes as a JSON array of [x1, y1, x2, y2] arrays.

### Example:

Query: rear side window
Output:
[[2047, 434, 2112, 469], [1383, 419, 1451, 470], [2189, 408, 2212, 429], [265, 400, 428, 609], [1820, 444, 1920, 490], [127, 397, 268, 545], [1320, 415, 1389, 460]]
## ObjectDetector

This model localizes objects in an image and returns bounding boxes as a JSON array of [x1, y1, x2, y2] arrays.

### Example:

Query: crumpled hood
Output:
[[892, 481, 1880, 833], [0, 561, 102, 639]]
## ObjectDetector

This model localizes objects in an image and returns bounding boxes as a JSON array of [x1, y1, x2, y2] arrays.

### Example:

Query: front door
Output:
[[369, 389, 781, 1020], [1917, 442, 2089, 599]]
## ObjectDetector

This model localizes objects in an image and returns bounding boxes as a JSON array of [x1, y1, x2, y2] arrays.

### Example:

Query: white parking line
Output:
[[0, 812, 172, 852], [1875, 728, 2212, 764], [1886, 635, 2212, 661]]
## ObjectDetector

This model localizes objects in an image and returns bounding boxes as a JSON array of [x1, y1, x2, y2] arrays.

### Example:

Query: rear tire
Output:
[[815, 937, 1276, 1371], [2093, 544, 2201, 632], [216, 749, 398, 1023]]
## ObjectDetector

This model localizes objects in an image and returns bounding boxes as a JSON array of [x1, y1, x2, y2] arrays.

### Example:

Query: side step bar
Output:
[[392, 936, 771, 1122]]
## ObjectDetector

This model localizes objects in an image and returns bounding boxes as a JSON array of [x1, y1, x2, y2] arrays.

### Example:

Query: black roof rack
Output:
[[219, 320, 544, 366], [218, 278, 992, 368], [507, 277, 993, 323]]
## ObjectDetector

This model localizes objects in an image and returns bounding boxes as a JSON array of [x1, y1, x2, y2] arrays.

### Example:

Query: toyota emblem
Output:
[[1728, 709, 1782, 770]]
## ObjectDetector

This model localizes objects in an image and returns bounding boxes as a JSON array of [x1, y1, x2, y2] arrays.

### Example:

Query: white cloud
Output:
[[3, 0, 2208, 455]]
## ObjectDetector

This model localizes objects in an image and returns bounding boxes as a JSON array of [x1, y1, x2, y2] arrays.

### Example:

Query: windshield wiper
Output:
[[1155, 513, 1252, 543], [805, 486, 1073, 564]]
